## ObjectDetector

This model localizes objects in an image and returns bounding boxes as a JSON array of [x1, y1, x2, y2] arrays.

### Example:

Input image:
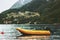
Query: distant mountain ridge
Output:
[[11, 0, 32, 9]]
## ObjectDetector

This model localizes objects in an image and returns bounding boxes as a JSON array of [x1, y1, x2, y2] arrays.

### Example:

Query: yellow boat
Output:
[[16, 28, 51, 35]]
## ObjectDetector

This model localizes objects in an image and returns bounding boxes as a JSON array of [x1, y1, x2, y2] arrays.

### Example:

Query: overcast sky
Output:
[[0, 0, 18, 13]]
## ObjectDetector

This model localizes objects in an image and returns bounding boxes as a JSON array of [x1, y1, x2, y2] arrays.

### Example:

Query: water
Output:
[[0, 24, 60, 40], [0, 24, 16, 40]]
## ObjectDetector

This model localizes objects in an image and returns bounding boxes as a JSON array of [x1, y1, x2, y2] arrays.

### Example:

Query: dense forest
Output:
[[0, 0, 60, 24]]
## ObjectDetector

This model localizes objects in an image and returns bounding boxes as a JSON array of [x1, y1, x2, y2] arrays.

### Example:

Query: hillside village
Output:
[[2, 11, 40, 24]]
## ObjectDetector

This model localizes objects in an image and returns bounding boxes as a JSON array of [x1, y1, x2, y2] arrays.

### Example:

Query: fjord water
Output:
[[0, 24, 60, 40]]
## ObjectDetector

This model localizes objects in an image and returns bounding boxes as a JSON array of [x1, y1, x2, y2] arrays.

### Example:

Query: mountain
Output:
[[19, 0, 55, 12], [19, 0, 47, 12], [11, 0, 32, 9], [0, 0, 60, 24]]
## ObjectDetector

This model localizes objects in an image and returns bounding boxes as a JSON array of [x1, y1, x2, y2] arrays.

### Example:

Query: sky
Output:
[[0, 0, 18, 13]]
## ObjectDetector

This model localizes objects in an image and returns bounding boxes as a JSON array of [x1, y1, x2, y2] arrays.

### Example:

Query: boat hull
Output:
[[16, 28, 51, 35]]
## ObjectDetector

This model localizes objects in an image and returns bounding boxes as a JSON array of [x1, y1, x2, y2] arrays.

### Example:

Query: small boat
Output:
[[16, 28, 51, 35]]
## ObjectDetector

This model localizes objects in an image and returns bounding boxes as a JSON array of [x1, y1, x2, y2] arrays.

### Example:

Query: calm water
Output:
[[0, 24, 60, 40]]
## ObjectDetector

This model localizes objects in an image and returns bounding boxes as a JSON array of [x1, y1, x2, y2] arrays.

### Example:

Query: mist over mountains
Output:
[[11, 0, 32, 9]]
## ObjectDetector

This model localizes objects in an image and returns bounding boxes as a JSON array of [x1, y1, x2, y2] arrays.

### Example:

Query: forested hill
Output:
[[0, 0, 60, 24], [19, 0, 48, 12]]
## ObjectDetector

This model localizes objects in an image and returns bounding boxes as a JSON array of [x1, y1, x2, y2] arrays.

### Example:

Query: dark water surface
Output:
[[0, 24, 60, 40]]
